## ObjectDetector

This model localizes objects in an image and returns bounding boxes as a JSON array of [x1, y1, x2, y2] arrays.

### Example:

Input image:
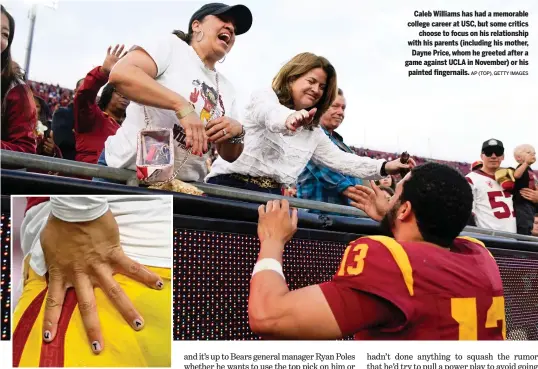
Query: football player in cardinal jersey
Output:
[[466, 139, 516, 233], [249, 163, 505, 340]]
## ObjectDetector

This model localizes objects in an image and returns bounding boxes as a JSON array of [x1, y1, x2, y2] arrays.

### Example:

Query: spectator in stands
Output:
[[1, 5, 37, 155], [296, 88, 365, 213], [51, 78, 84, 161], [13, 196, 170, 365], [74, 45, 130, 164], [207, 52, 414, 193], [465, 139, 516, 233], [376, 175, 396, 191], [33, 95, 49, 136], [471, 160, 483, 172], [249, 163, 504, 340], [104, 3, 251, 182], [32, 95, 61, 158], [512, 144, 537, 235]]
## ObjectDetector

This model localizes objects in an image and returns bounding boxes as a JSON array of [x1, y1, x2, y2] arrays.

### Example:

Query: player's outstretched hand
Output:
[[258, 199, 298, 245], [345, 181, 391, 221], [40, 210, 164, 354]]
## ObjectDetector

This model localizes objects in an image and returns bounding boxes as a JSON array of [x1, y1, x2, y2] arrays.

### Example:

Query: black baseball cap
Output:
[[188, 3, 253, 35], [482, 138, 504, 151]]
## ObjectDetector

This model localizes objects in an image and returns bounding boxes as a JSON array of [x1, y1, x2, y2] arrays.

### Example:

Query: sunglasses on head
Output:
[[483, 148, 504, 157]]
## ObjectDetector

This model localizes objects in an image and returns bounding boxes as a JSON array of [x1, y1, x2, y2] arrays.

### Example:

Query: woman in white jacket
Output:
[[206, 52, 413, 194]]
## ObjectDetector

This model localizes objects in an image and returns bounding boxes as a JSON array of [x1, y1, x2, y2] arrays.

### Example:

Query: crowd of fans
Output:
[[1, 3, 537, 238], [28, 80, 73, 116]]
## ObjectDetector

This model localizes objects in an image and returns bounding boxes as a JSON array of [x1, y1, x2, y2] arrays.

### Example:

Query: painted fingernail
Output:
[[156, 280, 164, 289], [91, 341, 102, 354], [133, 319, 144, 331], [43, 330, 52, 342]]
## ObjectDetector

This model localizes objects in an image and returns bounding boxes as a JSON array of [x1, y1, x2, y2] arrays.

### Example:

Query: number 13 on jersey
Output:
[[337, 243, 369, 276]]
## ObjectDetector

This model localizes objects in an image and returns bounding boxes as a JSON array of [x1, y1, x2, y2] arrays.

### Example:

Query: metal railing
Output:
[[1, 150, 139, 186], [2, 149, 538, 242], [0, 150, 366, 216]]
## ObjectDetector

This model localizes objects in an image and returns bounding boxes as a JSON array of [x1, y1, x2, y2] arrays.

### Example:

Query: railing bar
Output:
[[2, 150, 538, 242]]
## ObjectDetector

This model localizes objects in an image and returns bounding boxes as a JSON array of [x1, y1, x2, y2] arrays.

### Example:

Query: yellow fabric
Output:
[[366, 236, 415, 296], [13, 265, 171, 367], [494, 167, 515, 184], [199, 109, 211, 123]]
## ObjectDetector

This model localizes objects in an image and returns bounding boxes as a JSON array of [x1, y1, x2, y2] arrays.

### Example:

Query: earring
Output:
[[218, 55, 226, 63], [196, 30, 204, 42]]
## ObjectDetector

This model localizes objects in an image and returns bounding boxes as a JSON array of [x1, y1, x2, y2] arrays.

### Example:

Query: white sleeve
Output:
[[50, 197, 109, 222], [229, 95, 241, 121], [131, 34, 176, 78], [312, 129, 385, 180], [466, 175, 478, 220], [244, 88, 294, 133]]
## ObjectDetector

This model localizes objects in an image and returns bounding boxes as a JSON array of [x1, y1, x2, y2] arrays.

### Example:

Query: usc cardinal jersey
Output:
[[322, 235, 505, 340], [466, 170, 516, 233]]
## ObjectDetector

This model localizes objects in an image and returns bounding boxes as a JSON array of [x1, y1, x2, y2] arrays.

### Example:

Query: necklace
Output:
[[210, 72, 221, 121]]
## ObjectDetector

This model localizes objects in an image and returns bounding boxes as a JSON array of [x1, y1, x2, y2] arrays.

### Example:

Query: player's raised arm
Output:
[[248, 199, 342, 339], [248, 200, 398, 339]]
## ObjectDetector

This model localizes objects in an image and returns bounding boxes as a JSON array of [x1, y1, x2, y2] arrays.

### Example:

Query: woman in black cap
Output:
[[1, 5, 37, 155], [103, 3, 252, 182]]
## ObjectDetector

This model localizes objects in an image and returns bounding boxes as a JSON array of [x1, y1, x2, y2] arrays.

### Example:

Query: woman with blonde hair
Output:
[[207, 52, 413, 193]]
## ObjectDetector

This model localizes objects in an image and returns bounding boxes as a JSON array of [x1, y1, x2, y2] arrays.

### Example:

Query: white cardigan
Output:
[[206, 88, 385, 185]]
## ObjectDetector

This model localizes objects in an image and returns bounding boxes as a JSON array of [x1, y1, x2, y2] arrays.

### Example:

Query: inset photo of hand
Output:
[[11, 195, 172, 367]]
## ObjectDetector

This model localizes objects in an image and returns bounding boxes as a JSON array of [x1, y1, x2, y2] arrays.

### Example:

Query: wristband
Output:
[[175, 103, 195, 120], [380, 161, 388, 177], [252, 258, 286, 281]]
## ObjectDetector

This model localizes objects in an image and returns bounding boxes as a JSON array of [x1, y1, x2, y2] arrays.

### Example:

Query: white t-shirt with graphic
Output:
[[466, 170, 517, 233], [104, 34, 239, 181]]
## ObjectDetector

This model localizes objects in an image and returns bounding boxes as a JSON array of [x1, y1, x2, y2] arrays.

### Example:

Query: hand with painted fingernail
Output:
[[285, 108, 317, 132], [40, 210, 164, 354]]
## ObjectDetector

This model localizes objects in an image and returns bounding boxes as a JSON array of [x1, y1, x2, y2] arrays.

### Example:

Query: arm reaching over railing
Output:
[[109, 42, 208, 156], [244, 88, 295, 134]]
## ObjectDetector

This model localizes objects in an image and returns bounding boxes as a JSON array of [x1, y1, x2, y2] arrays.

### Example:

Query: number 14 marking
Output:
[[451, 296, 506, 340]]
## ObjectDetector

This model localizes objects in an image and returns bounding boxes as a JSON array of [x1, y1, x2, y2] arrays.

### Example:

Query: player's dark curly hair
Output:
[[400, 162, 473, 247]]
